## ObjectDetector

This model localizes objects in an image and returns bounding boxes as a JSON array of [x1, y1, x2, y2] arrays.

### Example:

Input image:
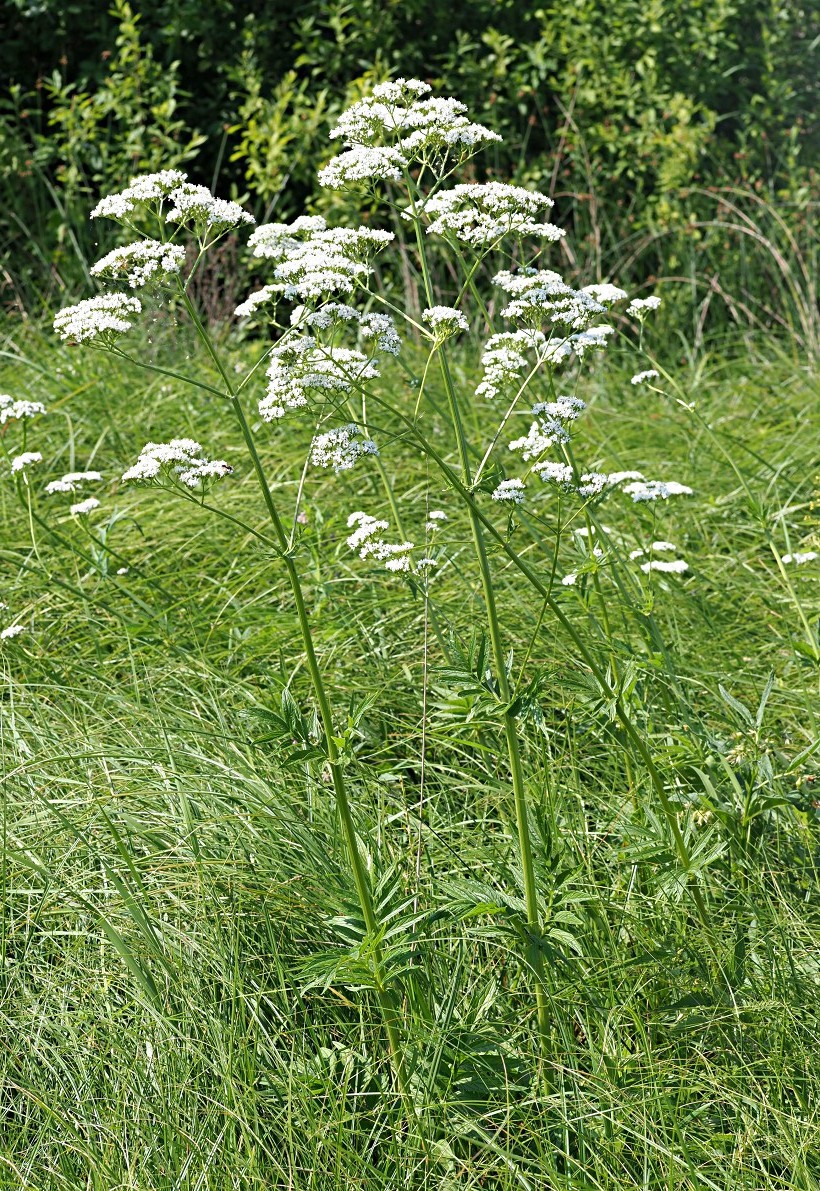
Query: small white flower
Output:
[[426, 510, 447, 532], [11, 451, 43, 473], [422, 306, 469, 340], [310, 424, 379, 473], [627, 296, 662, 318], [165, 184, 254, 231], [116, 567, 129, 575], [581, 283, 628, 305], [0, 395, 47, 424], [45, 471, 103, 495], [533, 461, 574, 489], [640, 559, 689, 574], [623, 479, 693, 502], [70, 497, 101, 516], [782, 551, 818, 565], [0, 624, 25, 640], [492, 478, 525, 504], [90, 240, 186, 288], [90, 170, 189, 220], [631, 369, 660, 385], [346, 511, 414, 572], [607, 471, 645, 487], [561, 573, 578, 586], [577, 472, 608, 498], [418, 183, 564, 247], [53, 294, 141, 343], [318, 146, 408, 189], [123, 440, 232, 487]]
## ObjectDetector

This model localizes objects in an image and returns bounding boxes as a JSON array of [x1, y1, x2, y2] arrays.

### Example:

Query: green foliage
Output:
[[1, 0, 816, 318], [1, 328, 819, 1184]]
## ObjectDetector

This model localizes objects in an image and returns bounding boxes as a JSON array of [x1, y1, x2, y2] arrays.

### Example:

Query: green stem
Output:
[[174, 288, 409, 1088], [405, 190, 551, 1046]]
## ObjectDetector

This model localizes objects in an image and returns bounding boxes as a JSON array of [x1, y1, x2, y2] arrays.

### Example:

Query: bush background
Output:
[[2, 0, 817, 336]]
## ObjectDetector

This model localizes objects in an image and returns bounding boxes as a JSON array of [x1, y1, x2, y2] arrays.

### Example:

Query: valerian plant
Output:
[[38, 78, 731, 1085]]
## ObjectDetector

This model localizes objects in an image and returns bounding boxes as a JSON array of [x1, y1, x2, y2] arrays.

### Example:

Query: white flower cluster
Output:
[[45, 470, 103, 495], [90, 239, 186, 288], [543, 325, 615, 366], [581, 283, 628, 305], [492, 478, 525, 504], [245, 217, 393, 302], [10, 451, 42, 473], [90, 170, 189, 220], [53, 294, 141, 343], [628, 542, 688, 576], [422, 306, 469, 340], [318, 145, 408, 189], [260, 338, 379, 422], [783, 550, 818, 565], [290, 304, 402, 355], [164, 183, 254, 232], [310, 424, 379, 473], [426, 509, 447, 532], [631, 370, 659, 385], [326, 78, 501, 169], [622, 479, 693, 502], [1, 623, 25, 641], [627, 296, 662, 318], [496, 269, 606, 332], [0, 394, 47, 424], [508, 396, 586, 460], [346, 511, 416, 573], [122, 439, 232, 487], [475, 330, 546, 401], [417, 183, 564, 246], [71, 497, 101, 516]]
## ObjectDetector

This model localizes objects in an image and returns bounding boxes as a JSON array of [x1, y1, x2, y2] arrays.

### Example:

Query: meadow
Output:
[[0, 38, 817, 1187], [1, 306, 819, 1187]]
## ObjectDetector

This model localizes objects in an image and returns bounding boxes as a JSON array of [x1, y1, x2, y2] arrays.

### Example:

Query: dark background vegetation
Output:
[[1, 0, 817, 345]]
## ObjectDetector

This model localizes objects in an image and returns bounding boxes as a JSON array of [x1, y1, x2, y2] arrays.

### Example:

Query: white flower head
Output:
[[319, 146, 408, 189], [492, 478, 525, 504], [782, 551, 818, 565], [627, 296, 662, 318], [581, 283, 628, 305], [53, 294, 141, 344], [422, 306, 469, 341], [260, 340, 379, 422], [310, 424, 379, 473], [533, 461, 574, 490], [70, 497, 101, 516], [10, 451, 43, 473], [0, 394, 47, 424], [165, 184, 254, 231], [45, 471, 103, 495], [346, 510, 414, 573], [90, 170, 189, 220], [90, 240, 186, 288], [123, 439, 232, 487], [0, 624, 25, 641], [631, 369, 660, 385], [640, 559, 689, 574], [623, 479, 693, 502], [417, 182, 564, 247]]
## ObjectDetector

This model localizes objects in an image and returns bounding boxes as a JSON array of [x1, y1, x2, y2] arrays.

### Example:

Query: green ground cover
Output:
[[1, 319, 819, 1188]]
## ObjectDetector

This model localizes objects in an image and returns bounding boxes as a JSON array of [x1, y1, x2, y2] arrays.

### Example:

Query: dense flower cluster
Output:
[[165, 183, 254, 231], [45, 470, 103, 495], [245, 217, 393, 303], [0, 394, 47, 424], [10, 451, 42, 473], [261, 338, 379, 422], [622, 479, 693, 502], [122, 440, 232, 487], [631, 370, 660, 385], [90, 240, 186, 288], [492, 478, 526, 504], [627, 296, 662, 318], [90, 170, 188, 219], [783, 550, 818, 565], [53, 294, 141, 344], [310, 424, 379, 473], [346, 511, 415, 572], [70, 497, 101, 516], [422, 306, 469, 340], [416, 183, 564, 246], [324, 78, 501, 178]]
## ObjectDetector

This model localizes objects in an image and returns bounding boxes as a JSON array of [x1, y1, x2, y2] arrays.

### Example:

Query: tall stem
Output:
[[406, 199, 551, 1045], [176, 291, 408, 1086]]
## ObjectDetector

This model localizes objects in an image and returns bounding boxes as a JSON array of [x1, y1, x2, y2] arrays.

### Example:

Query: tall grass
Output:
[[1, 319, 819, 1186]]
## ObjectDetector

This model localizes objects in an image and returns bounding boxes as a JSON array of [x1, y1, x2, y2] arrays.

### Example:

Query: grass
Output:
[[1, 319, 819, 1189]]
